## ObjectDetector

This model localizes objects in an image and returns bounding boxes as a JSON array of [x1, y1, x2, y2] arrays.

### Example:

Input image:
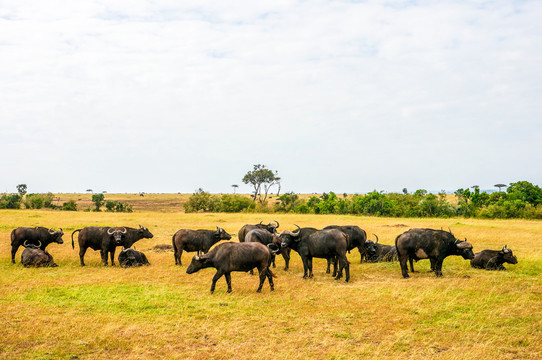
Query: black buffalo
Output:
[[366, 234, 398, 262], [245, 228, 289, 273], [279, 226, 350, 282], [323, 225, 376, 263], [72, 225, 153, 266], [395, 228, 474, 278], [238, 220, 280, 242], [118, 248, 151, 268], [470, 245, 518, 270], [21, 241, 58, 267], [172, 226, 232, 266], [186, 242, 276, 294], [10, 227, 64, 264]]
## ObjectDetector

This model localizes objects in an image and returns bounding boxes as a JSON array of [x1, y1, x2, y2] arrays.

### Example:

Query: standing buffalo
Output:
[[21, 241, 58, 267], [10, 227, 64, 264], [238, 220, 280, 242], [245, 228, 289, 273], [395, 228, 474, 278], [118, 248, 151, 268], [72, 225, 154, 266], [173, 226, 232, 266], [323, 225, 376, 263], [470, 245, 518, 270], [366, 234, 398, 262], [279, 226, 350, 282], [186, 242, 276, 294]]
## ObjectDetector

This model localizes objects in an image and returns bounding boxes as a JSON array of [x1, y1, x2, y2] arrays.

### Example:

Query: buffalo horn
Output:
[[49, 228, 55, 234], [259, 221, 263, 225], [373, 234, 379, 244], [23, 240, 29, 248], [457, 241, 470, 249], [121, 227, 127, 234], [448, 227, 453, 235], [107, 228, 115, 235], [194, 255, 200, 261], [36, 240, 42, 248], [293, 224, 301, 233], [270, 220, 280, 228]]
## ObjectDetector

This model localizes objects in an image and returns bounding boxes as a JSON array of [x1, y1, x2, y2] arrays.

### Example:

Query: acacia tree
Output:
[[16, 184, 27, 197], [242, 164, 280, 204]]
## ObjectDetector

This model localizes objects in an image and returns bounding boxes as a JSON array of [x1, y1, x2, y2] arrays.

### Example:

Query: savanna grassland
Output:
[[0, 194, 541, 360]]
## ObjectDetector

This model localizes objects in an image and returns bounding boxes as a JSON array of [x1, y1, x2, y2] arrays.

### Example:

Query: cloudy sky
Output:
[[1, 0, 541, 194]]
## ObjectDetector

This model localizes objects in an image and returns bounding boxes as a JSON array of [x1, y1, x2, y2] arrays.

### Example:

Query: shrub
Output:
[[61, 200, 78, 211], [23, 193, 55, 209], [105, 200, 133, 212], [0, 194, 21, 209]]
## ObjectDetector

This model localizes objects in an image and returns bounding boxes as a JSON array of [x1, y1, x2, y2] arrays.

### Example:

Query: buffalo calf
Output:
[[21, 242, 58, 267], [118, 248, 150, 268]]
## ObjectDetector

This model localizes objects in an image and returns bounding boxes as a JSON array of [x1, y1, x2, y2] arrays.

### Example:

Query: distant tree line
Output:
[[184, 181, 542, 219]]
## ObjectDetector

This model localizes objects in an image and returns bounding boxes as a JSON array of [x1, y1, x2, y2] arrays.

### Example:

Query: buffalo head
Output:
[[500, 245, 518, 264], [279, 224, 301, 248], [455, 238, 475, 259], [107, 227, 127, 246], [137, 224, 154, 239], [47, 228, 64, 244], [215, 226, 232, 241]]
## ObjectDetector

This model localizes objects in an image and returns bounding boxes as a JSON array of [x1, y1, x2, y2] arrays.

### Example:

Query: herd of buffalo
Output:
[[9, 221, 518, 293]]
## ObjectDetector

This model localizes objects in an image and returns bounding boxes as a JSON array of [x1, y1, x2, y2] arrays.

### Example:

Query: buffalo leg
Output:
[[399, 254, 409, 278], [337, 256, 350, 282], [281, 248, 290, 271], [224, 272, 233, 293], [306, 257, 313, 278], [430, 258, 436, 272], [11, 245, 19, 264], [326, 258, 332, 274], [301, 257, 309, 279], [110, 248, 116, 266], [409, 257, 417, 273], [332, 257, 338, 277], [100, 250, 108, 266], [176, 246, 184, 266], [271, 254, 276, 268], [434, 258, 444, 277], [257, 267, 267, 293], [210, 270, 225, 294], [358, 246, 365, 263], [267, 268, 275, 291], [79, 247, 87, 266]]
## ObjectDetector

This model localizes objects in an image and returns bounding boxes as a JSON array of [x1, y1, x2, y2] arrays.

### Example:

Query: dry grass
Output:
[[0, 196, 541, 359]]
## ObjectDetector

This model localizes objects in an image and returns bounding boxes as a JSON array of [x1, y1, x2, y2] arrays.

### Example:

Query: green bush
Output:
[[105, 200, 133, 212], [61, 200, 78, 211], [0, 194, 21, 209], [23, 193, 55, 209]]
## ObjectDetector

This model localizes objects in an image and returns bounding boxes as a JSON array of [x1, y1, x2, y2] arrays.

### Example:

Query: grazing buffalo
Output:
[[238, 220, 280, 242], [245, 228, 289, 273], [10, 227, 64, 264], [395, 228, 474, 278], [470, 245, 518, 270], [366, 234, 398, 262], [72, 227, 127, 266], [173, 226, 232, 266], [279, 226, 350, 282], [21, 241, 58, 267], [186, 242, 276, 294], [118, 248, 150, 268]]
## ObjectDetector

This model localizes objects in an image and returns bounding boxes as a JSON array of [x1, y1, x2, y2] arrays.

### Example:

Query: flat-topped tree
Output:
[[242, 164, 280, 205], [495, 184, 506, 192]]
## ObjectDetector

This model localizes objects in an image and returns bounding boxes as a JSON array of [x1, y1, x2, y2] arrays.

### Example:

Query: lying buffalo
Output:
[[238, 220, 280, 242], [279, 226, 350, 282], [172, 226, 231, 266], [396, 228, 474, 278], [118, 248, 150, 268], [245, 228, 290, 272], [11, 227, 64, 264], [366, 234, 398, 262], [470, 245, 518, 270], [186, 242, 276, 294], [21, 241, 58, 267]]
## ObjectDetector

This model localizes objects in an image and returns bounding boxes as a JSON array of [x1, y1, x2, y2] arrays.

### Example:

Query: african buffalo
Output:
[[118, 248, 151, 268], [173, 226, 232, 266], [395, 228, 474, 278], [11, 227, 64, 264], [21, 241, 58, 267], [186, 241, 276, 294], [323, 225, 376, 263], [238, 220, 280, 242], [470, 245, 518, 270], [366, 234, 398, 262], [279, 226, 350, 282], [245, 228, 289, 273]]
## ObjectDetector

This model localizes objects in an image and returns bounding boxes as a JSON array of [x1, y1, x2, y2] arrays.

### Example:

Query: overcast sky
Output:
[[1, 0, 541, 195]]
